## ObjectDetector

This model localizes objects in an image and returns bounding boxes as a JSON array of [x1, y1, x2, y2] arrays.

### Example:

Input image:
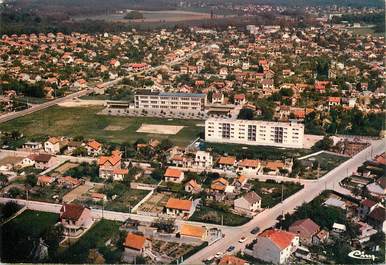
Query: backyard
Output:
[[1, 210, 59, 263], [203, 142, 312, 160], [250, 180, 304, 208], [298, 152, 349, 179], [0, 106, 203, 146], [103, 185, 150, 213], [54, 219, 122, 263], [189, 205, 251, 226]]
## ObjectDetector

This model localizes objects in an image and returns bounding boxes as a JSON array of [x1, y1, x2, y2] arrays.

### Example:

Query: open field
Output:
[[1, 210, 59, 263], [350, 27, 383, 37], [72, 10, 211, 23], [0, 106, 203, 146]]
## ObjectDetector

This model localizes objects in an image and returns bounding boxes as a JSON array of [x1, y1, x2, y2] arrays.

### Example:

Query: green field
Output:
[[190, 205, 251, 226], [0, 106, 203, 146], [1, 210, 59, 263]]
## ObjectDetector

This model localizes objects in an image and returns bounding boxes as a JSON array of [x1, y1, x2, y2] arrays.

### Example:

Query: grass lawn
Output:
[[250, 180, 303, 208], [189, 205, 251, 226], [1, 210, 59, 263], [55, 219, 122, 263], [204, 142, 312, 160], [104, 189, 150, 213], [0, 106, 203, 146]]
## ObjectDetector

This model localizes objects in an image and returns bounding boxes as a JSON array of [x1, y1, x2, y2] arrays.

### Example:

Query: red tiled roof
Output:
[[239, 159, 260, 168], [259, 229, 296, 250], [164, 167, 183, 178], [218, 156, 236, 165], [219, 255, 246, 265], [166, 198, 192, 211], [123, 233, 145, 250], [60, 203, 85, 221], [87, 140, 101, 150]]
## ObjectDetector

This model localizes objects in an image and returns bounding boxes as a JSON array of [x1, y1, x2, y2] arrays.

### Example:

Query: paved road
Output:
[[183, 139, 385, 264], [0, 44, 209, 124], [0, 196, 229, 231]]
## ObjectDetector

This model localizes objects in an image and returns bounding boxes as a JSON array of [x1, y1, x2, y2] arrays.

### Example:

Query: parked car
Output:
[[215, 252, 223, 259], [250, 227, 260, 234], [226, 245, 235, 252]]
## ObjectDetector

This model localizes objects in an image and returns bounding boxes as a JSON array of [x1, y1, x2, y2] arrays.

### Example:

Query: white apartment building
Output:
[[134, 90, 206, 112], [194, 151, 213, 168], [205, 118, 304, 148]]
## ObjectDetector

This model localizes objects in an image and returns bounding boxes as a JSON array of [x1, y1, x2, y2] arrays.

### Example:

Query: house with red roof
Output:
[[122, 233, 150, 262], [288, 218, 320, 245], [218, 156, 237, 171], [234, 93, 246, 105], [252, 229, 299, 264], [98, 150, 122, 179], [164, 167, 184, 183], [237, 159, 261, 174], [37, 175, 55, 187], [165, 198, 195, 219], [60, 203, 93, 237], [85, 140, 102, 156]]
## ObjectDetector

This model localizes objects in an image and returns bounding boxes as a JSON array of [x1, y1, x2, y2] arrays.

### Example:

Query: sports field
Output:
[[0, 106, 203, 146]]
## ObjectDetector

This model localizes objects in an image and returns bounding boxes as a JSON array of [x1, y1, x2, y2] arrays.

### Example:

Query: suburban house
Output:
[[85, 140, 102, 156], [179, 224, 207, 241], [98, 150, 122, 178], [234, 94, 246, 105], [91, 192, 107, 202], [44, 137, 62, 154], [22, 141, 43, 151], [367, 206, 385, 230], [57, 176, 81, 189], [165, 198, 194, 218], [185, 179, 202, 194], [234, 191, 261, 215], [312, 229, 329, 245], [123, 233, 149, 263], [37, 175, 55, 187], [164, 167, 184, 183], [31, 153, 58, 169], [19, 155, 36, 168], [252, 229, 299, 264], [237, 159, 260, 175], [218, 156, 237, 171], [194, 151, 213, 168], [112, 168, 129, 181], [358, 199, 378, 219], [211, 178, 229, 192], [60, 204, 93, 237], [262, 160, 292, 175], [288, 218, 320, 245], [234, 175, 248, 189], [218, 255, 247, 265]]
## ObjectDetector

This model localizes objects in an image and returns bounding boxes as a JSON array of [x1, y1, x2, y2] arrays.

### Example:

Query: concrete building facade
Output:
[[205, 118, 304, 148]]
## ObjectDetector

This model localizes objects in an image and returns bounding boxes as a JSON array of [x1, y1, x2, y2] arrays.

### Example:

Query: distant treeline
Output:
[[333, 12, 385, 33]]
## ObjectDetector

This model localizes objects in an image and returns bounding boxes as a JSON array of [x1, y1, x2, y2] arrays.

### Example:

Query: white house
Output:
[[234, 191, 261, 215], [165, 198, 194, 219], [252, 229, 299, 264], [164, 167, 184, 183], [194, 151, 213, 168], [44, 137, 61, 154]]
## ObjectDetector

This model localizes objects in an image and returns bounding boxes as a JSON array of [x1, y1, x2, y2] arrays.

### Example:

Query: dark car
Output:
[[226, 245, 235, 252], [250, 227, 260, 234]]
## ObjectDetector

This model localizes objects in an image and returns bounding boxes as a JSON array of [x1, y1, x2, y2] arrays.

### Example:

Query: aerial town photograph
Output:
[[0, 0, 384, 264]]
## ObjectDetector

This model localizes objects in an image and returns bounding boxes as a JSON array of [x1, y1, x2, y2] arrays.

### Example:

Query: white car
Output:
[[239, 236, 247, 243], [214, 252, 223, 259]]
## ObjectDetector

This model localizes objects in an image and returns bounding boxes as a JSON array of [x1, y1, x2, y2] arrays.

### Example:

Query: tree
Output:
[[159, 139, 173, 151], [72, 146, 88, 156], [87, 249, 105, 264], [237, 108, 254, 120], [8, 187, 22, 198], [2, 201, 20, 219], [152, 217, 175, 233], [312, 136, 334, 151], [0, 173, 8, 186], [42, 224, 64, 257]]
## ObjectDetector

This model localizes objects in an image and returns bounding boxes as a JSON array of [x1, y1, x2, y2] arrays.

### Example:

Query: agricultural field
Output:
[[0, 106, 203, 146]]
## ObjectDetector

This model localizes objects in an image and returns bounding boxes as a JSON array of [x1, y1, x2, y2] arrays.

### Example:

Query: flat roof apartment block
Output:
[[205, 118, 304, 148]]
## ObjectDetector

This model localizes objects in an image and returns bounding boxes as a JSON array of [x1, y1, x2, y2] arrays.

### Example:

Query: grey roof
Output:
[[243, 191, 261, 204]]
